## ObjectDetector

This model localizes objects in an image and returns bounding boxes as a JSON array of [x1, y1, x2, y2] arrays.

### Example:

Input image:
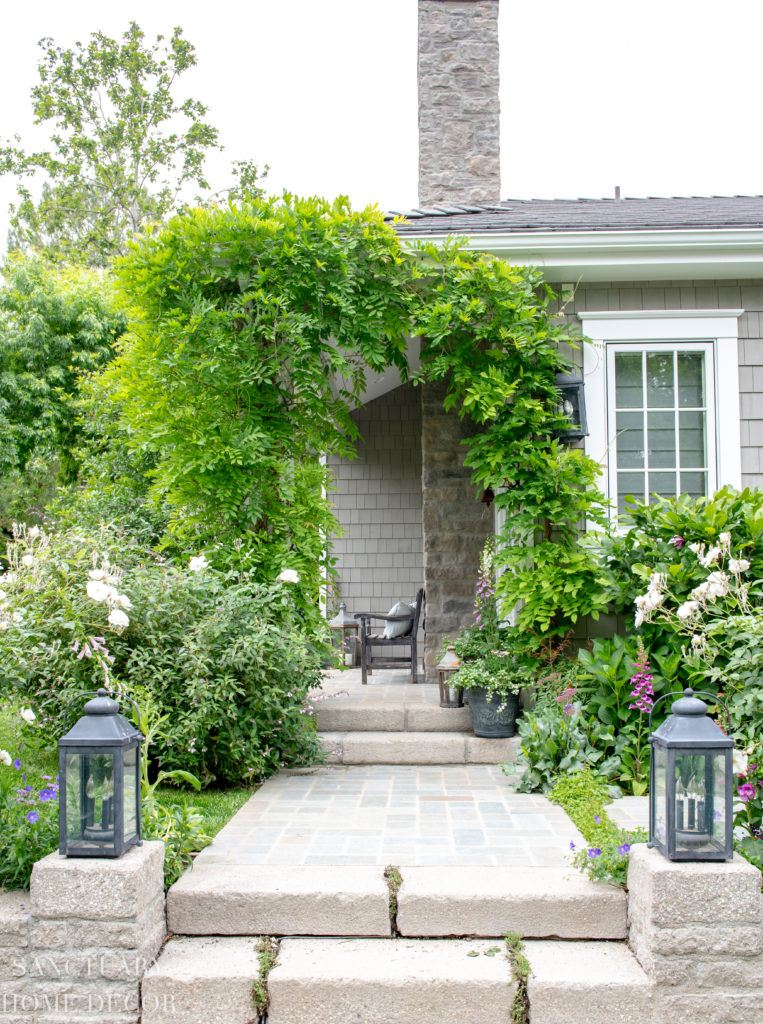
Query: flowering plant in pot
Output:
[[453, 541, 535, 738]]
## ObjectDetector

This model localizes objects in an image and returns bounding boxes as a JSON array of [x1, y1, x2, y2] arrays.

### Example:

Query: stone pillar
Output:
[[0, 842, 166, 1022], [421, 382, 492, 682], [627, 844, 763, 1023], [418, 0, 501, 207]]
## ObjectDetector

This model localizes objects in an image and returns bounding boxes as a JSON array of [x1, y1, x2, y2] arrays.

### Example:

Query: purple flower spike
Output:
[[12, 759, 21, 770]]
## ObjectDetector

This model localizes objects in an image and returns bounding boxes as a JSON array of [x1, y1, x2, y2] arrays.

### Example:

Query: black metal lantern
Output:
[[329, 601, 359, 667], [437, 644, 464, 709], [648, 688, 734, 861], [59, 689, 143, 858], [553, 371, 588, 441]]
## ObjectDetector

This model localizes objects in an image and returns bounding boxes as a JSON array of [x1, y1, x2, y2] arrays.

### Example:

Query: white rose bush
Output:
[[0, 522, 332, 785]]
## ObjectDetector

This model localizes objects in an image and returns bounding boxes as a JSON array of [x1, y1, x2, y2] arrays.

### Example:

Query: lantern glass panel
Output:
[[653, 745, 667, 846], [123, 746, 138, 842], [66, 752, 116, 850], [674, 751, 726, 858]]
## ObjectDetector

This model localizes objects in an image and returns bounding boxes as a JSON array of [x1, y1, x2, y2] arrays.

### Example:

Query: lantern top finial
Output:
[[84, 689, 121, 716], [329, 601, 356, 629], [437, 644, 461, 672], [670, 688, 709, 717]]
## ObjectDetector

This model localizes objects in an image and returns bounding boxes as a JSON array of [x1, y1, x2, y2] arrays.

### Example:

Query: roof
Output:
[[387, 196, 763, 235]]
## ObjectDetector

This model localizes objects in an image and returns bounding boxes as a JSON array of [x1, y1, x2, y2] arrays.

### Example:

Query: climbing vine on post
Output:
[[409, 241, 610, 638]]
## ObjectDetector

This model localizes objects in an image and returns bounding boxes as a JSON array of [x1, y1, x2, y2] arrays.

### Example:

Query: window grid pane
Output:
[[614, 347, 709, 508]]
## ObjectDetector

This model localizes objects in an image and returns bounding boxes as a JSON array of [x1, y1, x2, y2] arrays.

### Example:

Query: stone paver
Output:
[[193, 765, 582, 869], [606, 795, 649, 832]]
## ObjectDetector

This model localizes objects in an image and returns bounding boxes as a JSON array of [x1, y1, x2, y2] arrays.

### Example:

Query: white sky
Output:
[[1, 0, 762, 246]]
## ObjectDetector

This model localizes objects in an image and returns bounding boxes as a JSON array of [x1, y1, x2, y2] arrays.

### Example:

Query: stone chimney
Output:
[[418, 0, 501, 207]]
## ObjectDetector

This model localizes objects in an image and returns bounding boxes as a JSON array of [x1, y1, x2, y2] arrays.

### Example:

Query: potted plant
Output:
[[452, 540, 536, 738]]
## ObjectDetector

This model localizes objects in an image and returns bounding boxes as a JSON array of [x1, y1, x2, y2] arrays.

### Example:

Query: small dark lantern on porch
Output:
[[437, 644, 464, 709], [648, 688, 734, 862], [59, 689, 143, 858], [553, 371, 588, 441], [329, 601, 359, 667]]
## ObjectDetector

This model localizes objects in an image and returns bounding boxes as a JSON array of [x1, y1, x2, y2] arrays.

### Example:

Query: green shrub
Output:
[[508, 698, 620, 793], [0, 523, 330, 785]]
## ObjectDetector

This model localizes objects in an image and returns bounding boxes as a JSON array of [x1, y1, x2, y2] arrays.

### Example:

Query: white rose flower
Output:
[[643, 590, 664, 612], [86, 580, 111, 603], [688, 542, 703, 555], [0, 749, 11, 766], [733, 750, 748, 775], [634, 594, 647, 609], [634, 609, 645, 628], [690, 581, 710, 603], [677, 600, 699, 621], [116, 593, 133, 610], [277, 568, 300, 584], [21, 554, 36, 568], [11, 612, 23, 623], [729, 558, 751, 574], [28, 526, 40, 539], [105, 585, 120, 604], [700, 546, 721, 568], [88, 568, 107, 581], [108, 608, 130, 630], [0, 621, 7, 631], [0, 572, 17, 585], [189, 554, 209, 572], [20, 707, 36, 724], [719, 532, 732, 546]]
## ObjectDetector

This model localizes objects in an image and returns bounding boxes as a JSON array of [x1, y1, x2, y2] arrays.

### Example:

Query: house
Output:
[[327, 0, 763, 681]]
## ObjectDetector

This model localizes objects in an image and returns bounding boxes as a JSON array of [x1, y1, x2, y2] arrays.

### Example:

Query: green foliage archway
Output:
[[101, 195, 608, 635]]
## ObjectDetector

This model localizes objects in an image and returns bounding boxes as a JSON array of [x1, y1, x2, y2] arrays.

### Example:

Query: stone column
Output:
[[0, 841, 165, 1023], [421, 382, 492, 682], [418, 0, 501, 207], [627, 844, 763, 1023]]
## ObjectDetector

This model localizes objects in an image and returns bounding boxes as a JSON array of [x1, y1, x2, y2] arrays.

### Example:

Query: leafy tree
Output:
[[1, 23, 226, 263], [0, 253, 124, 528]]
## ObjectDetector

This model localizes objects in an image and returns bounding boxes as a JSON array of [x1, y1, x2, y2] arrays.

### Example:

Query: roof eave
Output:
[[398, 227, 763, 282]]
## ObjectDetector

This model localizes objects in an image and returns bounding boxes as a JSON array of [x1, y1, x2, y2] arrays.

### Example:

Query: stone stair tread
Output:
[[397, 866, 627, 939], [267, 937, 517, 1024], [320, 730, 519, 765], [141, 936, 261, 1024], [168, 865, 390, 937], [525, 939, 654, 1024], [317, 702, 473, 733]]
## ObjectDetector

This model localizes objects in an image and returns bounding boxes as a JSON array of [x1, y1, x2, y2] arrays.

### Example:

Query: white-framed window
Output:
[[580, 310, 743, 515]]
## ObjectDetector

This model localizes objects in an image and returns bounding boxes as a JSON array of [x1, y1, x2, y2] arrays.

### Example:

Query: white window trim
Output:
[[580, 310, 743, 512]]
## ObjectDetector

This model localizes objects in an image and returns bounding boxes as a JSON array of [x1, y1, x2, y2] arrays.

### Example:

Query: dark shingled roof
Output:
[[387, 196, 763, 235]]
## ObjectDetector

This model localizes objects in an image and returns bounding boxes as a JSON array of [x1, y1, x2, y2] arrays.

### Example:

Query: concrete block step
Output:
[[167, 865, 391, 937], [267, 937, 517, 1024], [397, 867, 627, 939], [317, 701, 473, 733], [141, 936, 261, 1024], [320, 730, 519, 765], [525, 940, 654, 1024]]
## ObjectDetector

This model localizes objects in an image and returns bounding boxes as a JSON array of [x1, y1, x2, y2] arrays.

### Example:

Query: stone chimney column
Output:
[[418, 0, 501, 207]]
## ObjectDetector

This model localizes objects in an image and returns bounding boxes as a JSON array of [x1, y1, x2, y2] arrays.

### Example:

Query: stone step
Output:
[[317, 700, 473, 733], [167, 864, 621, 941], [167, 865, 391, 937], [141, 936, 261, 1024], [320, 730, 520, 765], [267, 937, 518, 1024], [396, 866, 627, 939], [525, 940, 654, 1024]]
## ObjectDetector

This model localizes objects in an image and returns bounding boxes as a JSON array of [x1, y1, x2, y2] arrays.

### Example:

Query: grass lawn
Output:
[[154, 784, 253, 837]]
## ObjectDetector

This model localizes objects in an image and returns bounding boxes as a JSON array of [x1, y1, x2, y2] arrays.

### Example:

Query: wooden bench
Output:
[[354, 589, 425, 684]]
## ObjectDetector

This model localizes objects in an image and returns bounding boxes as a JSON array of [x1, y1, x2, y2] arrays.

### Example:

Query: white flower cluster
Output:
[[634, 572, 666, 627], [277, 568, 300, 584], [85, 561, 131, 631], [189, 554, 209, 572]]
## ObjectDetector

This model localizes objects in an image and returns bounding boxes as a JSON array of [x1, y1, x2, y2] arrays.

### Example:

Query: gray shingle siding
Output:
[[327, 383, 424, 657]]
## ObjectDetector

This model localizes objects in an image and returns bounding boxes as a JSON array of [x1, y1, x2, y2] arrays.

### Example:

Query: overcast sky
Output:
[[1, 0, 762, 247]]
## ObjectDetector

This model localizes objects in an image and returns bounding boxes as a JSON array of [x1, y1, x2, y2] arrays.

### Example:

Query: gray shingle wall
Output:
[[327, 383, 424, 661], [564, 279, 763, 489]]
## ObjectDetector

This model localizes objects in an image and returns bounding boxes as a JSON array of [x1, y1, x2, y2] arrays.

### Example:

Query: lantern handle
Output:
[[648, 688, 732, 734], [61, 690, 144, 738]]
